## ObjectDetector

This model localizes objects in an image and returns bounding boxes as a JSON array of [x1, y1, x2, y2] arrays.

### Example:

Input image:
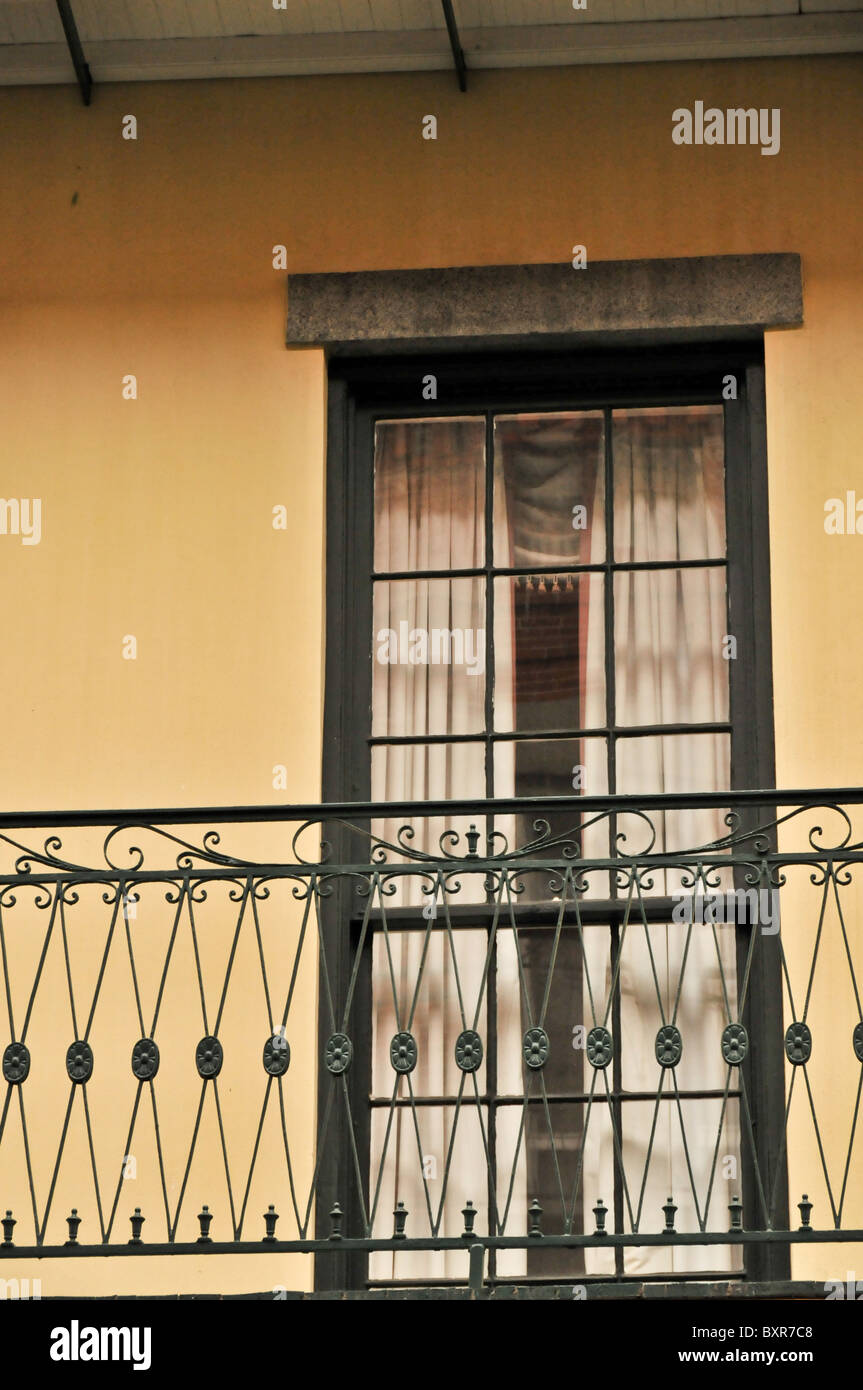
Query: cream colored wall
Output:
[[0, 54, 861, 1292]]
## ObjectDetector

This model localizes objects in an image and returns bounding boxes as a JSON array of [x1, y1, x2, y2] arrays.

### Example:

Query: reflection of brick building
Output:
[[513, 576, 582, 726]]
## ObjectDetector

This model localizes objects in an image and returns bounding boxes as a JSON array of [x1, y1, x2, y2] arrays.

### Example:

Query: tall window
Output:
[[321, 348, 782, 1289]]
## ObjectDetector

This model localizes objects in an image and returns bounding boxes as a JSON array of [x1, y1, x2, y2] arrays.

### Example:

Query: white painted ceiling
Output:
[[1, 0, 861, 85]]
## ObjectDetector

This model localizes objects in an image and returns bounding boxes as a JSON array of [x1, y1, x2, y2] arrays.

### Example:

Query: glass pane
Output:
[[493, 411, 605, 568], [374, 416, 485, 573], [493, 737, 609, 896], [493, 574, 605, 733], [372, 740, 484, 808], [613, 405, 725, 563], [618, 919, 739, 1092], [517, 927, 589, 1091], [614, 733, 732, 893], [373, 578, 486, 737], [495, 925, 613, 1095], [371, 928, 488, 1096], [493, 736, 608, 800], [614, 567, 729, 726], [495, 1099, 617, 1279], [619, 1098, 742, 1276], [615, 732, 730, 802], [371, 741, 486, 905], [369, 1103, 491, 1282]]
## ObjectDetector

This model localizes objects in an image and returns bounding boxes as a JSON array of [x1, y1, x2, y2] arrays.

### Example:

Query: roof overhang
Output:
[[1, 2, 862, 91]]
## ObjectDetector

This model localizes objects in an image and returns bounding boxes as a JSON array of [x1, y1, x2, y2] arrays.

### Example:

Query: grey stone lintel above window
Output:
[[286, 254, 802, 355]]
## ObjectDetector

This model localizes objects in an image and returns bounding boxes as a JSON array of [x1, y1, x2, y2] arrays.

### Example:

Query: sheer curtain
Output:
[[370, 418, 513, 1280], [584, 407, 739, 1275], [369, 406, 740, 1281]]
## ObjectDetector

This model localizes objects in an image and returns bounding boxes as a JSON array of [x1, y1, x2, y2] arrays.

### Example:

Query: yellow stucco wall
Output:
[[0, 54, 861, 1293]]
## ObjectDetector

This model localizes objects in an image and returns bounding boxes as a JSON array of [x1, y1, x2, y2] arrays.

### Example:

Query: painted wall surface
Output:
[[0, 55, 861, 1293]]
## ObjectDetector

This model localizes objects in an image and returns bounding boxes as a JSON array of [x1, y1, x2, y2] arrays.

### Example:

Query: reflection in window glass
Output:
[[614, 567, 730, 727], [493, 574, 605, 733], [494, 412, 605, 568], [374, 417, 485, 573], [613, 406, 725, 564]]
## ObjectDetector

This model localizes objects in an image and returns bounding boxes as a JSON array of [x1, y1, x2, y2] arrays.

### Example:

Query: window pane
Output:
[[493, 411, 605, 568], [373, 578, 486, 737], [511, 926, 589, 1093], [614, 733, 732, 892], [371, 928, 488, 1096], [493, 737, 609, 896], [371, 741, 487, 904], [495, 1100, 617, 1279], [613, 567, 729, 726], [619, 1098, 742, 1276], [494, 736, 608, 799], [372, 741, 485, 807], [493, 574, 605, 733], [615, 732, 730, 803], [613, 405, 725, 563], [374, 417, 485, 573], [618, 919, 738, 1092], [495, 924, 613, 1093], [369, 1103, 490, 1283]]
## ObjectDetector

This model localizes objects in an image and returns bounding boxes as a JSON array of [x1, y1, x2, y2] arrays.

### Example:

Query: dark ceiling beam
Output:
[[55, 0, 92, 105], [440, 0, 467, 91]]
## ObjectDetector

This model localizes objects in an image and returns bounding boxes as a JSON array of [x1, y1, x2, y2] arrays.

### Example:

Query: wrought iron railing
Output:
[[1, 791, 862, 1287]]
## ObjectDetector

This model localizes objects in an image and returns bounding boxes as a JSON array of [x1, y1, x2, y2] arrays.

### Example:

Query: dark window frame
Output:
[[318, 343, 787, 1290]]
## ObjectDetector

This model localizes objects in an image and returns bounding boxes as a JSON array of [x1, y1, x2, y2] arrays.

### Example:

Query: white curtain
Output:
[[369, 418, 517, 1279], [369, 407, 740, 1282], [583, 407, 740, 1275]]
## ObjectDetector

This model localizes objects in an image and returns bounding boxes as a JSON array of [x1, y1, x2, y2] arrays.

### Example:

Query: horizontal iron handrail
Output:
[[1, 787, 863, 828], [2, 1231, 863, 1259]]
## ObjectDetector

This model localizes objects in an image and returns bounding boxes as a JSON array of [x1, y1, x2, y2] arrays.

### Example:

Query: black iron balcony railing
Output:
[[0, 790, 862, 1289]]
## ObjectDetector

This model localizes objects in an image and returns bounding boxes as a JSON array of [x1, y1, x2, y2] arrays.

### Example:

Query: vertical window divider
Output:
[[484, 409, 498, 1273], [604, 405, 616, 820], [610, 917, 626, 1276], [484, 409, 496, 806], [603, 406, 625, 1271]]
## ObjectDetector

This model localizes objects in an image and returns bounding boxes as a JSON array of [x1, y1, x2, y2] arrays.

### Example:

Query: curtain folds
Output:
[[370, 406, 740, 1282], [370, 419, 505, 1280]]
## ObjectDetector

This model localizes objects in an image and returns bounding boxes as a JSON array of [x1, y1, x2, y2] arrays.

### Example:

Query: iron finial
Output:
[[593, 1198, 608, 1236], [263, 1204, 279, 1242], [65, 1208, 81, 1246], [528, 1198, 543, 1238], [461, 1199, 477, 1240], [197, 1204, 213, 1243], [129, 1207, 145, 1245], [798, 1193, 813, 1231], [2, 1210, 15, 1246], [393, 1201, 408, 1240], [329, 1201, 343, 1241]]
